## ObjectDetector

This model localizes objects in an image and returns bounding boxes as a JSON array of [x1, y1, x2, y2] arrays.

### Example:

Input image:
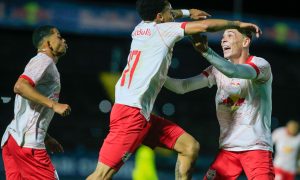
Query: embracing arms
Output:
[[191, 35, 258, 79], [171, 8, 261, 37], [164, 74, 209, 94]]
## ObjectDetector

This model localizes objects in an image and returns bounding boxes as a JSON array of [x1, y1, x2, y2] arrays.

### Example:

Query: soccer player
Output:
[[87, 0, 262, 179], [164, 29, 273, 179], [272, 120, 300, 180], [1, 25, 71, 180]]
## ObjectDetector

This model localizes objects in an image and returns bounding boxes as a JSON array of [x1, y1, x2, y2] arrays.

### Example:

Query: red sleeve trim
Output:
[[202, 71, 209, 77], [246, 55, 254, 64], [19, 75, 35, 87], [181, 22, 188, 29], [247, 62, 260, 77], [246, 56, 260, 77]]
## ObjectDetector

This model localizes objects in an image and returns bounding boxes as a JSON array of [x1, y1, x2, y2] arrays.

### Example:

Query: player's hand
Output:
[[52, 102, 71, 116], [45, 135, 64, 154], [239, 22, 262, 38], [192, 34, 208, 53], [189, 9, 211, 20]]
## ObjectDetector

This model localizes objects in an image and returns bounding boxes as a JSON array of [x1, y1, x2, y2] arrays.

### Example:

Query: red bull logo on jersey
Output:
[[132, 28, 151, 37], [219, 80, 246, 111], [222, 94, 245, 111], [206, 168, 216, 179], [283, 146, 294, 153]]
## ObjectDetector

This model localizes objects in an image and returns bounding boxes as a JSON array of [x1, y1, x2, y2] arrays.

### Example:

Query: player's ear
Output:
[[156, 13, 164, 22], [242, 37, 251, 48]]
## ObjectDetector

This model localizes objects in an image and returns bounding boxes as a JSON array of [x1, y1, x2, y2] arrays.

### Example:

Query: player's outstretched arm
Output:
[[185, 20, 262, 38], [14, 78, 71, 116], [164, 75, 209, 94], [171, 9, 211, 20], [192, 35, 257, 79]]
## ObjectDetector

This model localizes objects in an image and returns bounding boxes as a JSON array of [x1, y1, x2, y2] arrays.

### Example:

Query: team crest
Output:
[[206, 169, 216, 180]]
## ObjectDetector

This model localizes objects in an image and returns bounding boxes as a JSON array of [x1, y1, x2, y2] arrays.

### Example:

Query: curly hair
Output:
[[136, 0, 169, 21]]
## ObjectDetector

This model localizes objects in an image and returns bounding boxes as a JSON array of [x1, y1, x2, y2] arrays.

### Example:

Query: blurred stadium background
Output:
[[0, 0, 299, 179]]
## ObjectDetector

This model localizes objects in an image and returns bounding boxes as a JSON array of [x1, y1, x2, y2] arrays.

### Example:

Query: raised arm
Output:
[[185, 20, 261, 38], [202, 48, 257, 79], [164, 74, 209, 94], [191, 35, 257, 79], [170, 9, 261, 37], [171, 9, 211, 20], [14, 78, 71, 116]]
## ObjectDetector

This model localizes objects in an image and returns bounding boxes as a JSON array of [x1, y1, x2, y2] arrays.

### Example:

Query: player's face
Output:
[[221, 29, 244, 59], [287, 121, 299, 136], [48, 28, 67, 57], [160, 3, 174, 22]]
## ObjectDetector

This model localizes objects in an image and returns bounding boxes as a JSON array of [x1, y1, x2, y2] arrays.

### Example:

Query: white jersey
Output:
[[115, 21, 186, 120], [1, 53, 60, 149], [203, 56, 273, 151], [272, 127, 300, 173]]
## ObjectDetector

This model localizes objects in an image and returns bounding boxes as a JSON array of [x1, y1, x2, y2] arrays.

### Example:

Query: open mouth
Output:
[[222, 45, 231, 53]]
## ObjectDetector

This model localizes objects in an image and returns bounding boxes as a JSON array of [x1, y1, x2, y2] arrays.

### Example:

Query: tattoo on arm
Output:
[[228, 21, 240, 29], [171, 10, 183, 19]]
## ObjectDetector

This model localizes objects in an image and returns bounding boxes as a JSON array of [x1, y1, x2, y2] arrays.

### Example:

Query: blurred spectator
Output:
[[272, 120, 300, 180]]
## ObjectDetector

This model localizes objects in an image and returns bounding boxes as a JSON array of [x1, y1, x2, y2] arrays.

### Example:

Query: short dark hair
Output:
[[32, 25, 56, 48], [238, 28, 252, 40], [136, 0, 169, 21]]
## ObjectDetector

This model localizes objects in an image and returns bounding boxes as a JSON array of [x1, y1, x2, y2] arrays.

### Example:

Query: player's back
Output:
[[115, 21, 185, 120]]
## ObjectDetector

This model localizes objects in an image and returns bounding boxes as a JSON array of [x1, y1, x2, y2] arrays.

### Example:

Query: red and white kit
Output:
[[202, 55, 274, 179], [272, 127, 300, 180], [203, 56, 273, 152], [99, 21, 187, 170], [164, 52, 274, 179], [1, 53, 60, 179]]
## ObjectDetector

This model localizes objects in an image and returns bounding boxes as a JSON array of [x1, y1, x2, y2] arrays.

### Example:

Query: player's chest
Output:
[[37, 67, 61, 92], [279, 139, 300, 153], [216, 75, 250, 95], [43, 65, 60, 83]]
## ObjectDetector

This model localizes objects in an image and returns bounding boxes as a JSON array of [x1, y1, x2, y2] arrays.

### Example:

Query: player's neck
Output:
[[38, 48, 59, 63], [231, 51, 250, 64]]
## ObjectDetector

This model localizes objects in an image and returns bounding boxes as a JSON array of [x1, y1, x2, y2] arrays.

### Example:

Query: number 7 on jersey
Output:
[[120, 50, 141, 88]]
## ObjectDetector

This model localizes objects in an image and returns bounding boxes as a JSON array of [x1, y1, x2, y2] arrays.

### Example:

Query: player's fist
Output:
[[52, 102, 71, 116], [189, 9, 211, 20], [192, 34, 208, 53]]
